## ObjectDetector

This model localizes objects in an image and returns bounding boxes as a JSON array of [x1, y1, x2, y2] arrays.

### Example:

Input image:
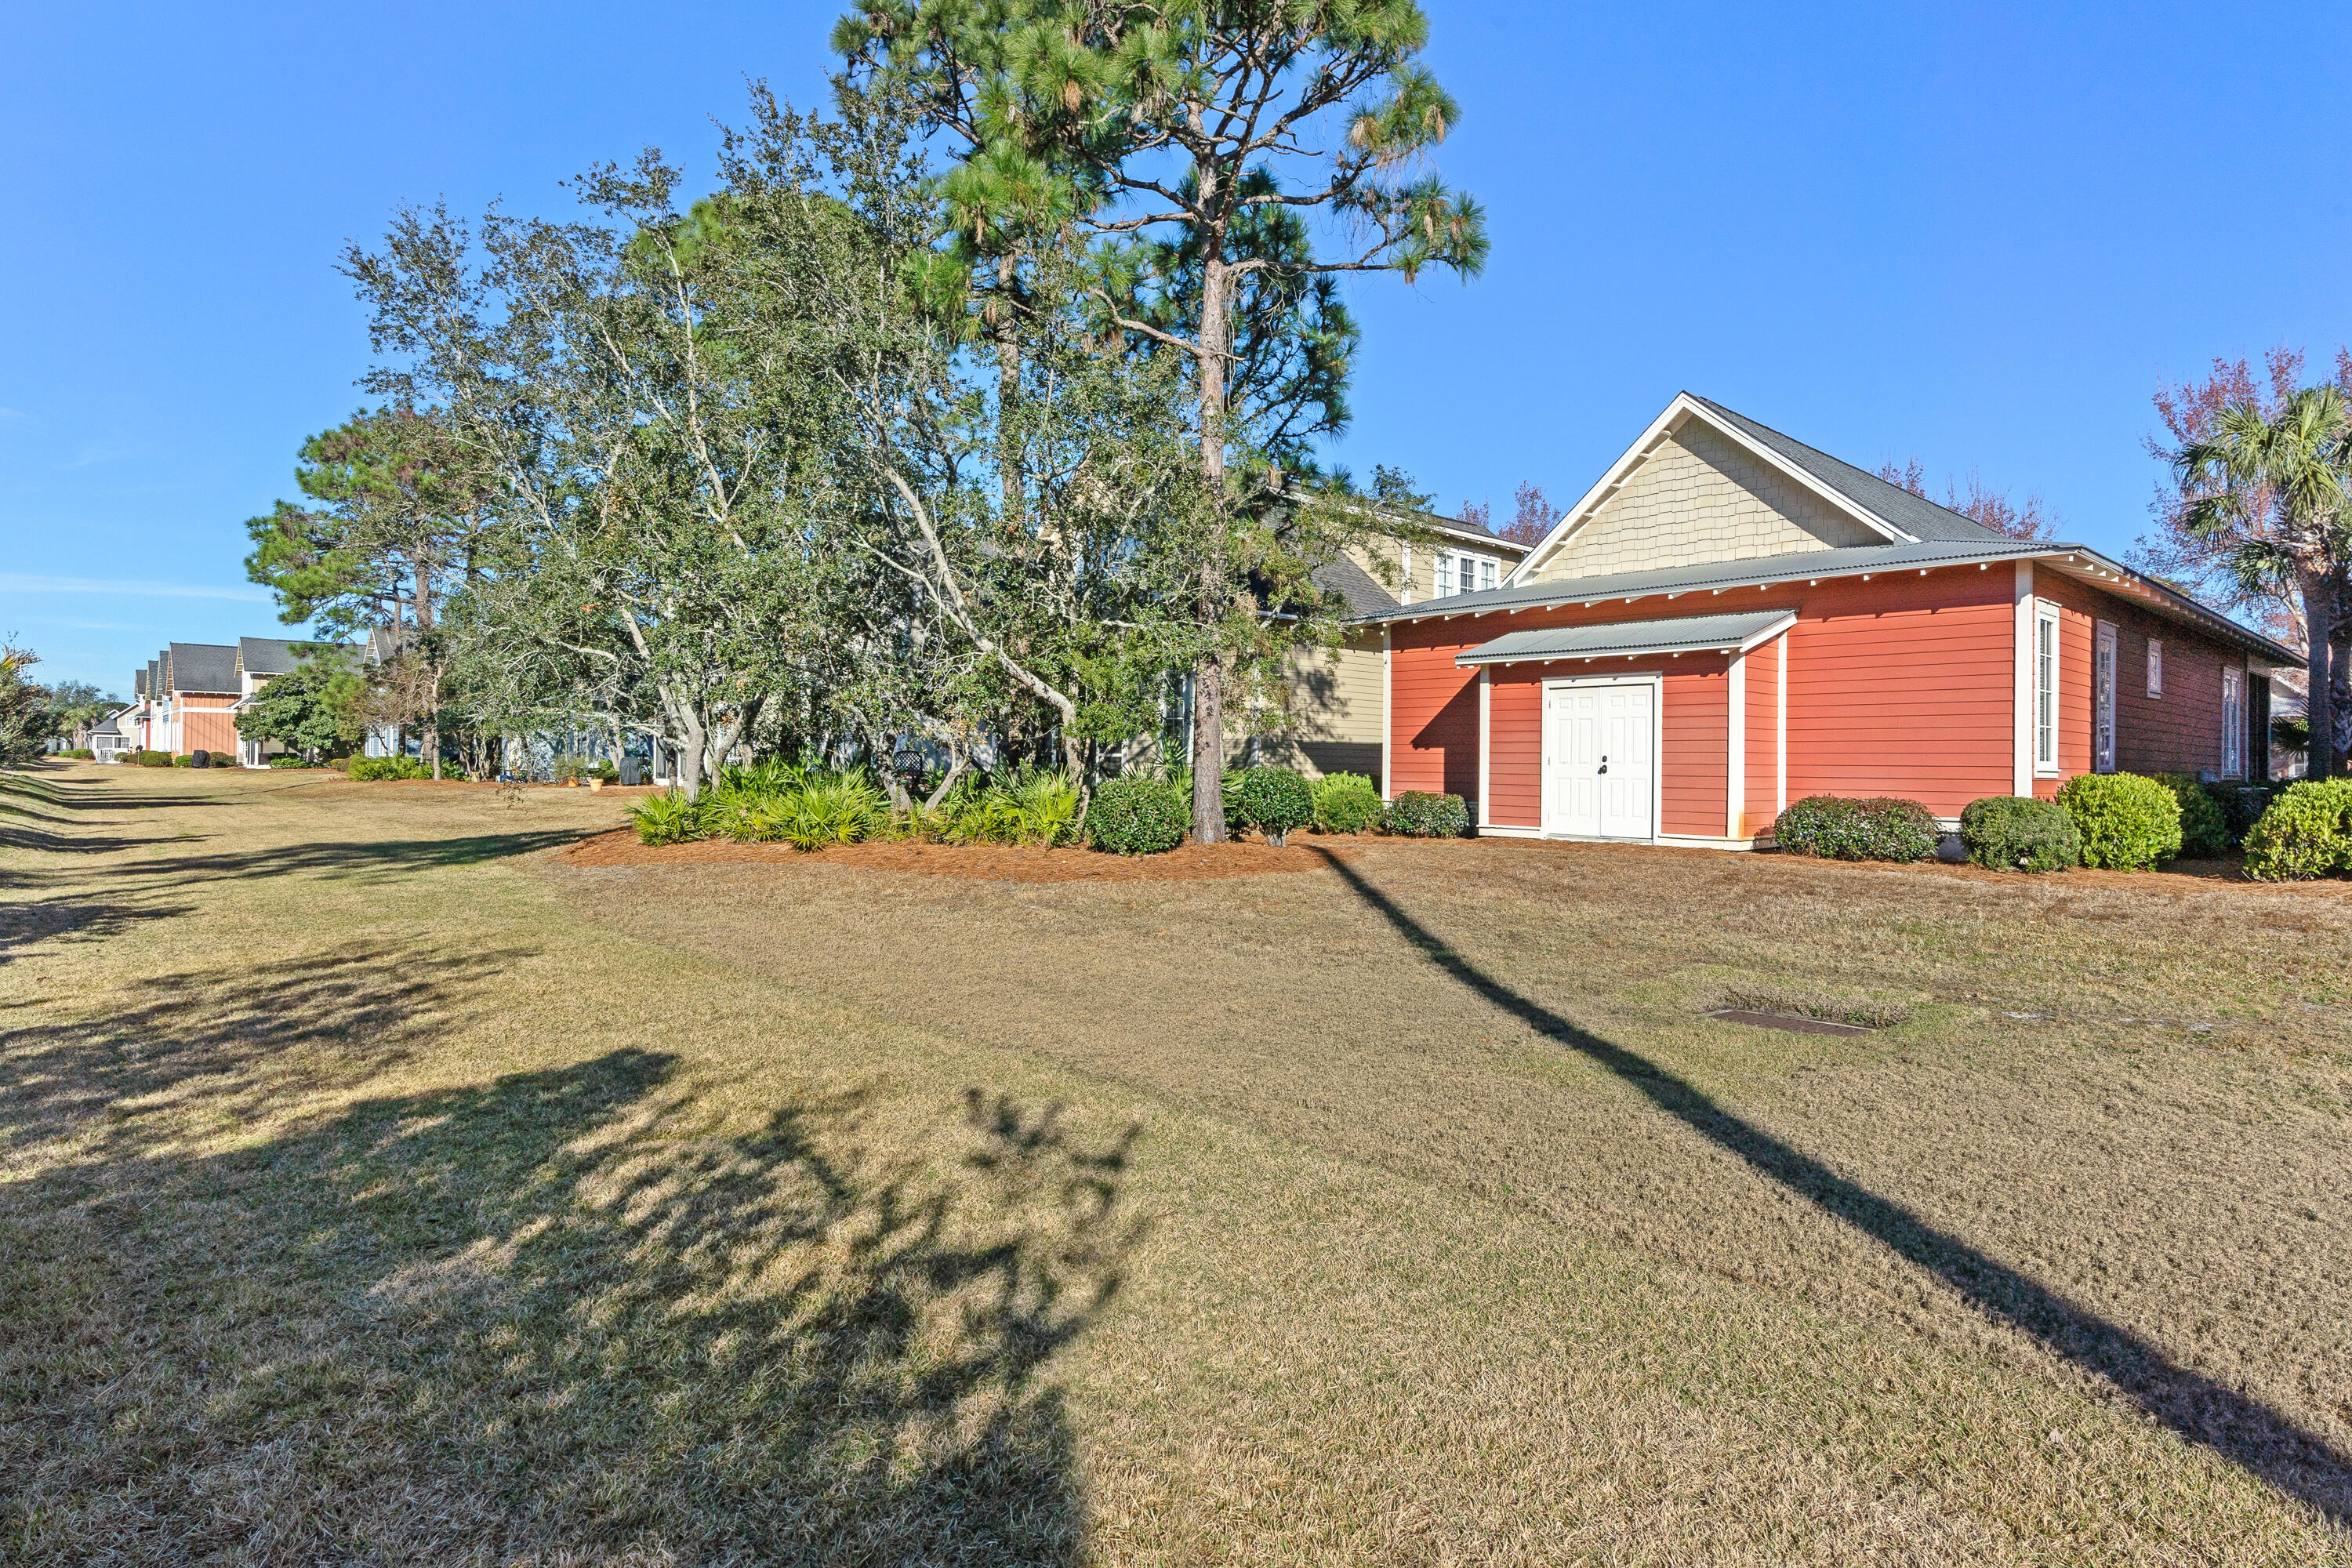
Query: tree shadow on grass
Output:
[[0, 889, 192, 966], [0, 769, 220, 813], [1311, 847, 2352, 1524], [100, 829, 586, 887], [1, 940, 1135, 1564]]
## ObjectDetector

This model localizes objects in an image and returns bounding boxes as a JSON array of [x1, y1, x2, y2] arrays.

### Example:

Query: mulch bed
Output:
[[561, 828, 1360, 882]]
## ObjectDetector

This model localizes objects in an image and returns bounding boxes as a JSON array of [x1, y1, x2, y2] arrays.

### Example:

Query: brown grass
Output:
[[564, 827, 1353, 881], [5, 761, 2350, 1564]]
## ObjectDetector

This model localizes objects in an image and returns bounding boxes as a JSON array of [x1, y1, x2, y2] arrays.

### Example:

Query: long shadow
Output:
[[1311, 847, 2352, 1523], [0, 823, 187, 855], [1, 940, 1134, 1561], [103, 829, 585, 887], [0, 890, 191, 966], [0, 769, 222, 812]]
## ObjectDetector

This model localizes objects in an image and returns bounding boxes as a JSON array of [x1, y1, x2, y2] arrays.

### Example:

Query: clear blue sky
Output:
[[7, 2, 2350, 691]]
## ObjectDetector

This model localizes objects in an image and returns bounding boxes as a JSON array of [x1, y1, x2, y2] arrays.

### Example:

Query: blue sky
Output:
[[6, 2, 2350, 691]]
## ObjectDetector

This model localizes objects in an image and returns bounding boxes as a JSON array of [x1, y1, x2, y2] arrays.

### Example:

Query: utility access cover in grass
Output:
[[1706, 1007, 1876, 1036]]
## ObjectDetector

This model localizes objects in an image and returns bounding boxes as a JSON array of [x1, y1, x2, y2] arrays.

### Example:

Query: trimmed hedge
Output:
[[267, 754, 313, 768], [1385, 791, 1470, 837], [1310, 771, 1383, 834], [134, 750, 171, 768], [349, 755, 430, 782], [1959, 795, 2080, 873], [171, 754, 194, 768], [2150, 775, 2229, 859], [1231, 766, 1314, 845], [1771, 795, 1940, 862], [1087, 775, 1189, 855], [2241, 778, 2352, 881], [2056, 772, 2183, 870], [64, 747, 95, 760]]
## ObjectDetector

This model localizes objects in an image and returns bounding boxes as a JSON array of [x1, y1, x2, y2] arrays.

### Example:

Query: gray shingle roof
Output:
[[1457, 609, 1795, 666], [1311, 554, 1399, 616], [238, 637, 317, 676], [166, 642, 239, 694], [1686, 395, 2008, 544]]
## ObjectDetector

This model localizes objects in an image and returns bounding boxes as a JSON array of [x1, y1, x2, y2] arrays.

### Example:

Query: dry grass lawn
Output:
[[3, 761, 2349, 1565]]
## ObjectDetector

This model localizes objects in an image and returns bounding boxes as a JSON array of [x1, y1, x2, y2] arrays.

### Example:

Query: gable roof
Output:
[[1512, 393, 2013, 583], [165, 642, 239, 694], [238, 637, 317, 677], [1684, 397, 2008, 545]]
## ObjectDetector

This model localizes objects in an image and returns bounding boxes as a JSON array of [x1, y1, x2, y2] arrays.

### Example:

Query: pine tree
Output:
[[840, 0, 1486, 840]]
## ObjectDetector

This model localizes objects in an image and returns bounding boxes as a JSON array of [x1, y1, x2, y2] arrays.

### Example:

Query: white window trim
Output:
[[2034, 599, 2061, 776], [2222, 665, 2245, 779], [2092, 619, 2118, 775], [2146, 637, 2162, 699]]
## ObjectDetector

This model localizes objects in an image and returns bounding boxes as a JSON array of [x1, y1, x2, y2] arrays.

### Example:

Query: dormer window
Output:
[[1436, 550, 1500, 597]]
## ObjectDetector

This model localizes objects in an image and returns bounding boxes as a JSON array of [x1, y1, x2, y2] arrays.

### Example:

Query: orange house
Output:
[[1375, 395, 2295, 848]]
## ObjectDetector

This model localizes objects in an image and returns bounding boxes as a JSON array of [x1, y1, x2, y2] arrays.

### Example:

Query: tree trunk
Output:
[[1190, 647, 1225, 842], [2303, 569, 2338, 779], [1188, 241, 1234, 843]]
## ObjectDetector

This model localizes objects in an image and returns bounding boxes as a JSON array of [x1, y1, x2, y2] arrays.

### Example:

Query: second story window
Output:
[[1436, 550, 1500, 597]]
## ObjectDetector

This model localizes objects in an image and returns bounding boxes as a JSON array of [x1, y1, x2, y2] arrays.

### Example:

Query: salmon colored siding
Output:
[[1742, 638, 1782, 837], [1780, 570, 2016, 817], [1388, 633, 1481, 800], [1486, 673, 1541, 827], [1659, 659, 1729, 837], [1386, 561, 2271, 842], [179, 702, 240, 757]]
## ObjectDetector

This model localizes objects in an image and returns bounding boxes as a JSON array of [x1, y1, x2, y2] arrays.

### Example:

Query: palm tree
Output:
[[2175, 385, 2352, 779]]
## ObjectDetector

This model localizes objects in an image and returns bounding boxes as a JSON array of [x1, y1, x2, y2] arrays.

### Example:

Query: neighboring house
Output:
[[158, 643, 243, 758], [85, 710, 133, 761], [1370, 393, 2296, 848], [228, 636, 341, 766], [1258, 514, 1532, 782]]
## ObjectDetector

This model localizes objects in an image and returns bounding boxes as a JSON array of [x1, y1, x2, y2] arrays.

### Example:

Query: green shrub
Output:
[[1385, 791, 1470, 837], [2056, 772, 2182, 870], [1770, 795, 1940, 862], [1959, 795, 2081, 873], [946, 768, 1083, 847], [1230, 766, 1315, 845], [135, 750, 171, 768], [2151, 775, 2230, 858], [65, 747, 95, 760], [630, 789, 709, 846], [348, 755, 430, 782], [1087, 775, 1188, 855], [266, 754, 312, 769], [2241, 778, 2352, 881], [171, 753, 194, 768], [1309, 771, 1383, 834]]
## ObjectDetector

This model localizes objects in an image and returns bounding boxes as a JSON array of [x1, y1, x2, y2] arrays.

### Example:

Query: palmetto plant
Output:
[[2174, 386, 2352, 778], [946, 767, 1083, 848]]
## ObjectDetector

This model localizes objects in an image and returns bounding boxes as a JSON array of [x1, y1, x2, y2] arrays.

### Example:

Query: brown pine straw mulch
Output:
[[561, 827, 1359, 881]]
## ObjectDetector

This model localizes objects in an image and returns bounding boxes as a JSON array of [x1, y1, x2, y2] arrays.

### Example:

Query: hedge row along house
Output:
[[1372, 394, 2296, 848]]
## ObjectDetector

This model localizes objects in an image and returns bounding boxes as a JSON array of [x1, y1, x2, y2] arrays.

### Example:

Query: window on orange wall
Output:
[[2034, 602, 2060, 773], [2147, 638, 2162, 698]]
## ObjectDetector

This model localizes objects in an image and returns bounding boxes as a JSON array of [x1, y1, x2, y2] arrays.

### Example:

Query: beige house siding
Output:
[[1256, 633, 1385, 780], [1530, 419, 1880, 583]]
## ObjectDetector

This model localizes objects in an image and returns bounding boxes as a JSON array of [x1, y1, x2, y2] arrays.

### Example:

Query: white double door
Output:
[[1541, 680, 1656, 840]]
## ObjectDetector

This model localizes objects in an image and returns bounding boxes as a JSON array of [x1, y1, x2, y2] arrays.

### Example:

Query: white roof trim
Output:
[[1507, 393, 1915, 586]]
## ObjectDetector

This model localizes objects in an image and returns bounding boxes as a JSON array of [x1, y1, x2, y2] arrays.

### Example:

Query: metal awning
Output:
[[1454, 609, 1795, 667]]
